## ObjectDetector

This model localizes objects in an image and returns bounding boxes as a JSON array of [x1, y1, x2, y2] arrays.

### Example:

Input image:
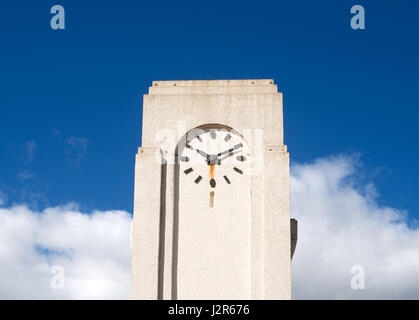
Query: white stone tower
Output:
[[131, 79, 297, 300]]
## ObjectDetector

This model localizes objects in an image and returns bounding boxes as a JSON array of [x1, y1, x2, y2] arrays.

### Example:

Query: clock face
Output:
[[178, 127, 249, 191]]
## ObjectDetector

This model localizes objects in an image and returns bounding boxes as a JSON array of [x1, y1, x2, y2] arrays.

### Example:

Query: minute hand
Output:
[[219, 150, 242, 163], [217, 143, 243, 157]]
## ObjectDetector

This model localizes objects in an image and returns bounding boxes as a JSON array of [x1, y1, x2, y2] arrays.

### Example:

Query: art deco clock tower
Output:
[[131, 79, 297, 300]]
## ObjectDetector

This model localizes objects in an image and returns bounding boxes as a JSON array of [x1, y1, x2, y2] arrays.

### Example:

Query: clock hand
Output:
[[209, 164, 216, 188], [195, 148, 219, 165], [196, 149, 209, 159], [219, 150, 242, 163], [192, 146, 219, 165], [186, 143, 211, 162], [217, 143, 243, 157]]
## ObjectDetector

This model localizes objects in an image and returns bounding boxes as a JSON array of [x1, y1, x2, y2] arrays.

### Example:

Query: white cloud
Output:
[[65, 136, 89, 165], [17, 169, 35, 181], [0, 203, 131, 299], [291, 155, 419, 299], [0, 192, 5, 206], [0, 154, 417, 299], [23, 140, 37, 163]]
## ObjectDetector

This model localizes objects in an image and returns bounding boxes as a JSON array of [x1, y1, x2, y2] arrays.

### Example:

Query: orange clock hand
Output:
[[209, 164, 216, 188], [210, 164, 215, 179]]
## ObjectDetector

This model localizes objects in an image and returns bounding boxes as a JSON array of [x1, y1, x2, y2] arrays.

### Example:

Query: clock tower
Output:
[[131, 79, 297, 300]]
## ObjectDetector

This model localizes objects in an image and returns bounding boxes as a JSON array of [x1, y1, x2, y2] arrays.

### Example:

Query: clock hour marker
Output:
[[185, 144, 193, 150], [196, 135, 203, 142], [210, 178, 216, 188], [233, 167, 243, 174], [194, 175, 203, 184], [224, 134, 232, 142], [210, 130, 216, 139], [223, 175, 231, 184], [236, 155, 246, 162], [184, 168, 193, 174], [179, 156, 189, 162], [233, 143, 243, 150]]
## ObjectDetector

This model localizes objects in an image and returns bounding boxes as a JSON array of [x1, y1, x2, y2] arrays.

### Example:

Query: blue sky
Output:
[[0, 0, 417, 219]]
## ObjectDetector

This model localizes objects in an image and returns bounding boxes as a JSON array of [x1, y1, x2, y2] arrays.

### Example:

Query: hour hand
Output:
[[196, 148, 221, 165], [185, 143, 208, 159], [195, 148, 209, 159]]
